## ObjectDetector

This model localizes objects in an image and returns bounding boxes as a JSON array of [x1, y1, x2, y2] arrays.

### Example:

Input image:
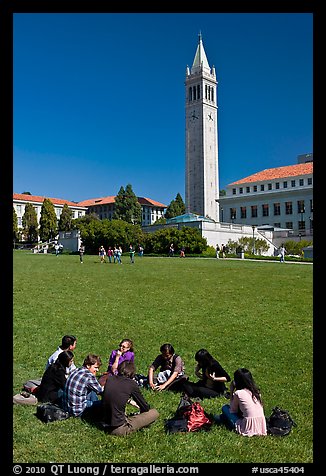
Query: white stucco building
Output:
[[219, 160, 313, 239], [13, 193, 87, 233]]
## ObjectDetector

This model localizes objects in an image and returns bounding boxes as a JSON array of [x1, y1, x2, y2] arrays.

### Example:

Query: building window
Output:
[[16, 205, 21, 214], [246, 186, 250, 193], [274, 203, 281, 216], [197, 85, 200, 99], [275, 182, 280, 189], [268, 183, 272, 190], [232, 188, 236, 195], [230, 208, 236, 221], [274, 222, 281, 228], [299, 178, 304, 186], [78, 211, 82, 218], [240, 207, 246, 219], [298, 220, 306, 231], [283, 181, 288, 188], [251, 205, 258, 218], [297, 200, 305, 214], [18, 217, 22, 226], [189, 87, 192, 101], [253, 185, 257, 192], [308, 177, 312, 185], [310, 199, 313, 212], [239, 187, 243, 194], [262, 204, 269, 217], [291, 180, 296, 187], [286, 222, 293, 229], [260, 184, 264, 191], [285, 202, 293, 215]]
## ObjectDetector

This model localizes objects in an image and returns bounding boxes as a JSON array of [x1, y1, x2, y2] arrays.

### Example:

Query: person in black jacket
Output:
[[37, 350, 74, 404], [102, 361, 159, 436], [183, 348, 230, 399]]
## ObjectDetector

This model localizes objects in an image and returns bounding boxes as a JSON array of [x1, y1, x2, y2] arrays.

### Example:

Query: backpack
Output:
[[36, 403, 70, 423], [266, 406, 296, 436], [165, 393, 212, 433], [23, 379, 42, 394]]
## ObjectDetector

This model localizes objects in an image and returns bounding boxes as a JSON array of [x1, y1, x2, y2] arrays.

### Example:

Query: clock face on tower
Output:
[[207, 112, 214, 121], [189, 110, 199, 121]]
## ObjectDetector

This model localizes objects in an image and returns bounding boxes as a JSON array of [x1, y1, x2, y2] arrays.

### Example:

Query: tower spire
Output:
[[191, 32, 210, 74]]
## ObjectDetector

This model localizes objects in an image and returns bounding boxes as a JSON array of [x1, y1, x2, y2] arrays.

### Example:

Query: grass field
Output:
[[13, 251, 313, 464]]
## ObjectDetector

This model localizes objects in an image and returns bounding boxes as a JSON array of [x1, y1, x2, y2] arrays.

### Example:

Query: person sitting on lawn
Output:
[[46, 334, 77, 376], [148, 343, 187, 392], [182, 348, 231, 399], [217, 367, 267, 436], [102, 360, 159, 436], [62, 353, 103, 418], [107, 339, 135, 376], [37, 350, 74, 405]]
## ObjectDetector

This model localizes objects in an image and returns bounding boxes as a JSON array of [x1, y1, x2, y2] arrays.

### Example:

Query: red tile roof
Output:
[[13, 193, 85, 208], [230, 162, 313, 185], [77, 196, 167, 208]]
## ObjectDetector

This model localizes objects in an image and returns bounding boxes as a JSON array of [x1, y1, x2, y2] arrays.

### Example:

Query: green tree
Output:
[[113, 184, 142, 224], [143, 226, 207, 254], [22, 191, 32, 195], [13, 207, 18, 242], [58, 203, 73, 231], [22, 203, 38, 243], [165, 193, 186, 219], [39, 198, 58, 242], [78, 219, 144, 254]]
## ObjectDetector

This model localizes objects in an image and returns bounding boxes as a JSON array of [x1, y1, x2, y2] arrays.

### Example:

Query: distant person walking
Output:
[[215, 244, 220, 259], [107, 247, 114, 263], [129, 245, 135, 264], [169, 244, 174, 257], [99, 246, 106, 263], [79, 245, 85, 263], [279, 244, 286, 263], [55, 243, 60, 256]]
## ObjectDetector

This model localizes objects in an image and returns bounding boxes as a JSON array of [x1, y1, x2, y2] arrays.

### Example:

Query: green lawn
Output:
[[13, 251, 313, 463]]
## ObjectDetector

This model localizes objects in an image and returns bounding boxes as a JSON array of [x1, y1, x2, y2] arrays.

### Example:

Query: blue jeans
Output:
[[221, 404, 239, 430], [86, 391, 101, 408]]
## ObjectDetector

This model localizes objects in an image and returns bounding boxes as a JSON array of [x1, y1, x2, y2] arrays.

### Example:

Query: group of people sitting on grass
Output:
[[34, 335, 267, 437]]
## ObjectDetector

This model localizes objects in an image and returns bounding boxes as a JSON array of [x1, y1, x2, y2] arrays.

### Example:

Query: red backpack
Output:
[[183, 401, 212, 432]]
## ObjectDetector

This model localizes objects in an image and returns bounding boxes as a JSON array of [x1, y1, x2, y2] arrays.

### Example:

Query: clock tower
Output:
[[185, 34, 219, 221]]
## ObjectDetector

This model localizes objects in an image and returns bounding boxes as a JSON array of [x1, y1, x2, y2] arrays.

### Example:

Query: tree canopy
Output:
[[165, 193, 186, 219], [58, 203, 73, 231], [22, 203, 38, 243], [113, 184, 142, 224], [39, 198, 58, 242]]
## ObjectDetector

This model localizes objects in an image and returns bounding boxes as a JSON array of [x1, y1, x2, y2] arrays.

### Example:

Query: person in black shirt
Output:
[[102, 361, 159, 436], [37, 350, 74, 404], [183, 348, 230, 399]]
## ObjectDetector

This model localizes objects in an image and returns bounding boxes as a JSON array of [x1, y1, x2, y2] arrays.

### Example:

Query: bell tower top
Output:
[[191, 32, 211, 75]]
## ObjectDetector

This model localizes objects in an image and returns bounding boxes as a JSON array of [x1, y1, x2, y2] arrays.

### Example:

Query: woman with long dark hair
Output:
[[37, 350, 74, 404], [183, 348, 230, 399], [219, 367, 267, 436]]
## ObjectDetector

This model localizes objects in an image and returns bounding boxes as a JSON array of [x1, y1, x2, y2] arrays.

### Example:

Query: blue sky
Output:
[[13, 13, 313, 206]]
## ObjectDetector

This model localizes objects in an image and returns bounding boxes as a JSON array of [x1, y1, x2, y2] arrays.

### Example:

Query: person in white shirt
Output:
[[46, 335, 77, 375]]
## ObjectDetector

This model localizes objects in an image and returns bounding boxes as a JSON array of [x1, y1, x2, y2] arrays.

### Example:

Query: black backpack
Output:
[[266, 406, 296, 436], [36, 403, 70, 423]]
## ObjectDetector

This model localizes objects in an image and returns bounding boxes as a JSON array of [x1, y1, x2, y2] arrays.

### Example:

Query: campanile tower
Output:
[[185, 34, 219, 221]]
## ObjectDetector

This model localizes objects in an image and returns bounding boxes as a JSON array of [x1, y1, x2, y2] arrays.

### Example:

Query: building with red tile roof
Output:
[[77, 195, 167, 226], [13, 193, 87, 232], [219, 157, 313, 237]]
